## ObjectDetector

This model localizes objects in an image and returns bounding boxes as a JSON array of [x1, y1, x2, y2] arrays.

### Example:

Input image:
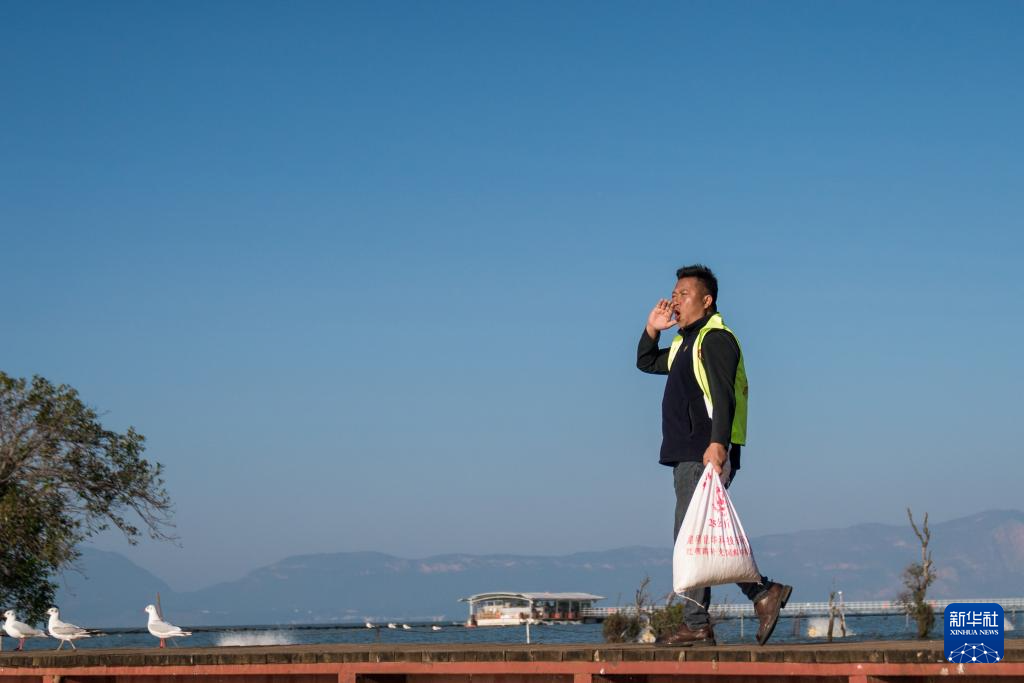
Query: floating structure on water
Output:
[[460, 592, 604, 626]]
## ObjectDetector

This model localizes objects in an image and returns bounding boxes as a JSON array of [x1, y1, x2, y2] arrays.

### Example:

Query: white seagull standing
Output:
[[46, 607, 100, 650], [144, 605, 191, 648], [3, 610, 48, 651]]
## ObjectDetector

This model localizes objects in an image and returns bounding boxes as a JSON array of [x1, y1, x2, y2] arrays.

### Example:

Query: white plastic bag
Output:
[[673, 463, 761, 593]]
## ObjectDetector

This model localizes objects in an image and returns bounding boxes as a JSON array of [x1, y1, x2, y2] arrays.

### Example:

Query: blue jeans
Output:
[[673, 461, 772, 628]]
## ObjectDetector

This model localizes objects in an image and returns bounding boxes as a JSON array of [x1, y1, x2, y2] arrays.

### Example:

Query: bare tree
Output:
[[898, 508, 936, 638], [826, 587, 847, 642]]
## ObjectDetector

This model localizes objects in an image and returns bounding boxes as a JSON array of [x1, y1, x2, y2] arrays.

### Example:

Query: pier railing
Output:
[[581, 596, 1024, 619]]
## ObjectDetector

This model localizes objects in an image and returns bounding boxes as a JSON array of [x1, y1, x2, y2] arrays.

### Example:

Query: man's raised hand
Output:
[[646, 298, 677, 338]]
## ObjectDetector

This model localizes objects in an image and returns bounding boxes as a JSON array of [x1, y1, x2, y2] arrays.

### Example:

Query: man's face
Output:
[[671, 277, 712, 327]]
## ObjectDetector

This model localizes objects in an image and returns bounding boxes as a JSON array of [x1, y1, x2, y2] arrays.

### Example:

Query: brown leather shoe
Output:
[[753, 583, 792, 645], [656, 623, 716, 646]]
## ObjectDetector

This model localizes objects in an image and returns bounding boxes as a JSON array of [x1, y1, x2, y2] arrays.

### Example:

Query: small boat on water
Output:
[[459, 592, 604, 627]]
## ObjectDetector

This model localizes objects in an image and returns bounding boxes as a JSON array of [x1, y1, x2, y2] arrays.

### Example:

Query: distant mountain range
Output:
[[53, 509, 1024, 627]]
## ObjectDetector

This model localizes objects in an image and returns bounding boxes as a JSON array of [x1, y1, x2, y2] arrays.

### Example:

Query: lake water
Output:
[[3, 613, 1021, 651]]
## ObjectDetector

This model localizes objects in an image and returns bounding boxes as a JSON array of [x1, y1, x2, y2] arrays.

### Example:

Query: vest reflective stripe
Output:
[[667, 313, 749, 446]]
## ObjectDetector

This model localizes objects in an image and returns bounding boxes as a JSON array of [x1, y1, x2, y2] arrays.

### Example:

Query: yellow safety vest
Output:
[[666, 313, 748, 446]]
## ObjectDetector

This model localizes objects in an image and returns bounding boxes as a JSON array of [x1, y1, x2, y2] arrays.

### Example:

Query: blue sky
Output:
[[3, 1, 1021, 591]]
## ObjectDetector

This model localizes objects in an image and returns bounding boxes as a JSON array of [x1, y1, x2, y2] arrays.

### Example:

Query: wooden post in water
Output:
[[838, 591, 848, 638], [827, 592, 836, 643]]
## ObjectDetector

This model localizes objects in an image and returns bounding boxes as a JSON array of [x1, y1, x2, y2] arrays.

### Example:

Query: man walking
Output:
[[637, 264, 792, 646]]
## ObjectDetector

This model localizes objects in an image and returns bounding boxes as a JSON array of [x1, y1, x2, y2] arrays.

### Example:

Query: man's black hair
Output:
[[676, 264, 718, 310]]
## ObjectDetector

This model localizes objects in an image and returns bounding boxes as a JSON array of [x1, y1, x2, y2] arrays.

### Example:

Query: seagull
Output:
[[3, 610, 48, 651], [387, 623, 397, 629], [431, 625, 442, 631], [636, 618, 656, 644], [365, 621, 374, 629], [46, 608, 101, 650], [402, 624, 411, 630], [144, 605, 191, 648]]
